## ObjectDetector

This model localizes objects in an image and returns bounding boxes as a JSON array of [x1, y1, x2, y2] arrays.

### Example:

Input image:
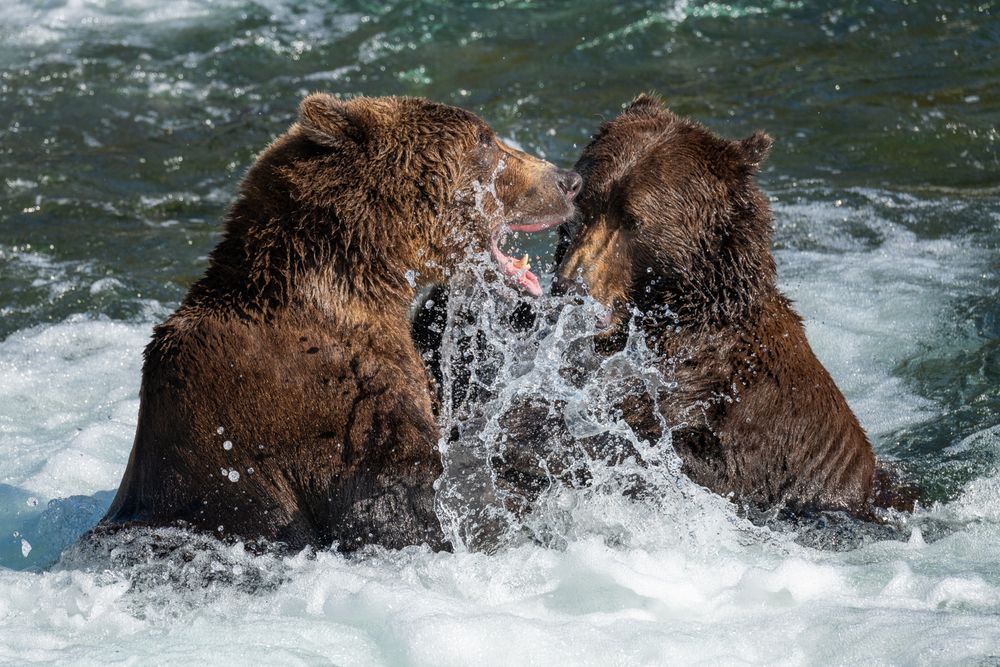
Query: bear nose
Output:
[[557, 170, 582, 200]]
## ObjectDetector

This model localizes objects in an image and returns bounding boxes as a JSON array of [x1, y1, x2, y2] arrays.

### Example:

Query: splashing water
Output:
[[470, 156, 507, 223], [431, 264, 772, 554], [2, 0, 999, 662]]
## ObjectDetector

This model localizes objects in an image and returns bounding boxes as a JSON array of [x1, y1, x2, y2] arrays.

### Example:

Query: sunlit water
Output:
[[1, 1, 998, 664]]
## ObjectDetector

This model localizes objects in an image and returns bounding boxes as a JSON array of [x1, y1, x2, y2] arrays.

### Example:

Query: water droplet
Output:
[[247, 467, 254, 474], [216, 426, 224, 435], [405, 269, 417, 288], [20, 539, 31, 558], [228, 470, 240, 482], [223, 440, 233, 450]]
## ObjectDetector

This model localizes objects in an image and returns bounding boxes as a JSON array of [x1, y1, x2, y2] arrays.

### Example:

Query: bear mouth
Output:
[[490, 214, 567, 297]]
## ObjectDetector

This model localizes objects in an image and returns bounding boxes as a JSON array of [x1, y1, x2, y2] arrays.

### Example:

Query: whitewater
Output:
[[2, 0, 998, 664], [2, 190, 999, 664]]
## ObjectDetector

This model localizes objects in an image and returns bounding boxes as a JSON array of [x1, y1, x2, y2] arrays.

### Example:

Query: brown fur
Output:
[[554, 95, 882, 515], [100, 94, 576, 551]]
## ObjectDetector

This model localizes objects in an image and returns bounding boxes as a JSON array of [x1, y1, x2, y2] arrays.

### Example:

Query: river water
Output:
[[0, 1, 998, 664]]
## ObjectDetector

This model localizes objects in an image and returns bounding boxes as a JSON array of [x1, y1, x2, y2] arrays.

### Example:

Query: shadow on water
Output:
[[3, 485, 291, 614], [0, 484, 115, 571]]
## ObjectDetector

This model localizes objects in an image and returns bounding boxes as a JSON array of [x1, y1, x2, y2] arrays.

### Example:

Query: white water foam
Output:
[[1, 512, 1000, 664], [0, 0, 364, 51], [0, 193, 997, 663], [0, 316, 147, 501], [773, 191, 987, 439], [0, 0, 219, 45]]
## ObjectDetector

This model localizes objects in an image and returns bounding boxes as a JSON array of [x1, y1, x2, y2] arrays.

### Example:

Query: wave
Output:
[[0, 187, 996, 662]]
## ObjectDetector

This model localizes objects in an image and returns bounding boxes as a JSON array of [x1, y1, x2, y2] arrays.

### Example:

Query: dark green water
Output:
[[0, 1, 997, 498]]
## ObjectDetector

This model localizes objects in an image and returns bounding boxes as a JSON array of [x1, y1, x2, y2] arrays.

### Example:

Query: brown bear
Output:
[[552, 94, 888, 516], [98, 93, 581, 552]]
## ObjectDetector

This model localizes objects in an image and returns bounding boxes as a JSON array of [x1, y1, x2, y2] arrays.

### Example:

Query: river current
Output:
[[0, 1, 997, 664]]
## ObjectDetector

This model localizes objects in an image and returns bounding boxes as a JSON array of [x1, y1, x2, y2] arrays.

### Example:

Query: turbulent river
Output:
[[0, 1, 997, 664]]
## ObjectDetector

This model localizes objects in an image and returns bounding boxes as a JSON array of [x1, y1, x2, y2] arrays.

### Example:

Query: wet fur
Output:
[[100, 94, 573, 552], [556, 95, 908, 515]]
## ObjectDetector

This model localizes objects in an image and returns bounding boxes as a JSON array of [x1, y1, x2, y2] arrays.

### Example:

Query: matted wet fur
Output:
[[97, 94, 578, 552], [554, 94, 914, 516]]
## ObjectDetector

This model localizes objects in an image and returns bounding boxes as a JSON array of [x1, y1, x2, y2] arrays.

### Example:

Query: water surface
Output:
[[0, 1, 998, 664]]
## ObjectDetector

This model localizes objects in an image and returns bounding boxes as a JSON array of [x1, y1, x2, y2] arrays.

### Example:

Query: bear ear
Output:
[[623, 93, 664, 117], [737, 130, 773, 170], [298, 93, 379, 146]]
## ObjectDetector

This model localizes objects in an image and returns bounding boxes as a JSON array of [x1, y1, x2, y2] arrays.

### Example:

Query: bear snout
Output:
[[557, 170, 582, 200]]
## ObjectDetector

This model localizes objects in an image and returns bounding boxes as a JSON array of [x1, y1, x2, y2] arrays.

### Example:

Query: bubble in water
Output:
[[223, 440, 233, 450], [228, 470, 240, 482], [20, 539, 31, 558]]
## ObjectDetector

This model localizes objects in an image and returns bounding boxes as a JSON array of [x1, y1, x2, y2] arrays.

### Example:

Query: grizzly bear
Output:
[[98, 93, 581, 552], [552, 94, 885, 516]]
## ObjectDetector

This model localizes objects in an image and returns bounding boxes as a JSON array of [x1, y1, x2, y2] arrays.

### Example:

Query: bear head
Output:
[[287, 93, 580, 299], [554, 94, 775, 331]]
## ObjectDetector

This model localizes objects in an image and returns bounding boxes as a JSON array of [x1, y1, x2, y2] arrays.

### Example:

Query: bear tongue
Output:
[[490, 241, 541, 297]]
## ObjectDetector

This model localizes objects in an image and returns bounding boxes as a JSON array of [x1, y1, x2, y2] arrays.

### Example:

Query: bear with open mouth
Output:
[[96, 93, 579, 552]]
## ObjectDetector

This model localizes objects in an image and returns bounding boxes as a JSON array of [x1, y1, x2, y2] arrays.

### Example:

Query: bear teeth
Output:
[[512, 254, 530, 271]]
